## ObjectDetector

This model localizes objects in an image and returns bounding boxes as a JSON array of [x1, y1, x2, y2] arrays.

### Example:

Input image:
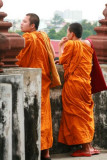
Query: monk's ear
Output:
[[70, 32, 74, 39], [31, 23, 35, 29], [71, 32, 75, 37]]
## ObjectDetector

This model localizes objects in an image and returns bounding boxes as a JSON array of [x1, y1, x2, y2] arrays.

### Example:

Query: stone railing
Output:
[[0, 65, 107, 160], [0, 68, 41, 160]]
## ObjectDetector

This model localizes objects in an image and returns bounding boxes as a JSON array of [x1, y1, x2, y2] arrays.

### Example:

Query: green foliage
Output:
[[15, 30, 23, 35], [51, 14, 64, 25], [9, 30, 23, 36], [13, 18, 97, 40], [48, 19, 97, 40], [81, 19, 97, 39], [48, 29, 56, 39], [82, 30, 92, 39], [48, 23, 69, 40]]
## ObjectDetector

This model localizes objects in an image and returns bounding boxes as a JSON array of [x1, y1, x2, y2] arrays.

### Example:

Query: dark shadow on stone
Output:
[[0, 78, 21, 160], [24, 95, 39, 160], [93, 92, 107, 149]]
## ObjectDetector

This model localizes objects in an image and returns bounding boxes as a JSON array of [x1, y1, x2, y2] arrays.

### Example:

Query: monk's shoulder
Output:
[[23, 32, 34, 41], [22, 33, 33, 47], [65, 40, 74, 48], [82, 40, 91, 47], [39, 31, 50, 41], [23, 32, 30, 37]]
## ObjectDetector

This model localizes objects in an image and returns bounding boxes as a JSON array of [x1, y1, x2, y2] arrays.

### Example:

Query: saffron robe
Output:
[[16, 31, 53, 150], [58, 40, 94, 145]]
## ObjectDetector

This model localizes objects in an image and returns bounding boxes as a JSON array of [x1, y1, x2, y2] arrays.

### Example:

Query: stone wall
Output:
[[0, 74, 25, 160], [93, 65, 107, 149], [0, 65, 107, 158], [0, 68, 41, 160]]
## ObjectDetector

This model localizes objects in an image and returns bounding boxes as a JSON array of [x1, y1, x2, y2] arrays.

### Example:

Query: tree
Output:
[[82, 30, 92, 39], [48, 29, 56, 39], [48, 23, 69, 40], [81, 20, 97, 39], [15, 30, 23, 36], [51, 14, 64, 26], [55, 23, 70, 39]]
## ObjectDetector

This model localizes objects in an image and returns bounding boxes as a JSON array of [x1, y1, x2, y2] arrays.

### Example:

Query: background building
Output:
[[54, 9, 82, 22]]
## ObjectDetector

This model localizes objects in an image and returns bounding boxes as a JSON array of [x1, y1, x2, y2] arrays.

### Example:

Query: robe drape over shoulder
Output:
[[16, 31, 56, 150], [58, 40, 94, 145]]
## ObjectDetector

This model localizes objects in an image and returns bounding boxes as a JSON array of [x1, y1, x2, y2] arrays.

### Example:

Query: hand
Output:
[[55, 60, 60, 64], [59, 37, 68, 47]]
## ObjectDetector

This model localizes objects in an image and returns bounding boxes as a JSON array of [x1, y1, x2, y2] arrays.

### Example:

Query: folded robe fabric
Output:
[[40, 31, 61, 88], [58, 40, 94, 145]]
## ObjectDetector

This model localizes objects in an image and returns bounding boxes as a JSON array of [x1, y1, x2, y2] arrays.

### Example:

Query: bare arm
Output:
[[59, 37, 68, 56]]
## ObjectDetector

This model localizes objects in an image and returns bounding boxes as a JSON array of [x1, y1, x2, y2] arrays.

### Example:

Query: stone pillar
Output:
[[0, 74, 25, 160], [0, 0, 24, 72], [0, 83, 12, 160], [0, 33, 9, 72], [3, 68, 41, 160], [88, 4, 107, 64]]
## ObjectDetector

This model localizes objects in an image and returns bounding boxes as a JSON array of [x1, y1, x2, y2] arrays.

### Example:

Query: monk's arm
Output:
[[59, 41, 74, 65], [59, 37, 68, 56]]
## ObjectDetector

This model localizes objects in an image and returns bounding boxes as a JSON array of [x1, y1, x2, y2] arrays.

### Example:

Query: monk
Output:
[[16, 13, 61, 160], [56, 23, 100, 157]]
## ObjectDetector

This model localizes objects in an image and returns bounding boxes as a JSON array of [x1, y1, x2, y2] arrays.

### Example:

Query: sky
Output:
[[1, 0, 107, 21]]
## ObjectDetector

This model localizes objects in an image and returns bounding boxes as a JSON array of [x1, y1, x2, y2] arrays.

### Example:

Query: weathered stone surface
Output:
[[93, 91, 107, 149], [92, 65, 107, 149], [1, 65, 107, 155], [3, 68, 41, 160], [0, 74, 25, 160], [0, 83, 12, 160]]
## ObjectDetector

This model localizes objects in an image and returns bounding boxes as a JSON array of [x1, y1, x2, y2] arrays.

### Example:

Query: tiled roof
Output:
[[51, 40, 60, 57]]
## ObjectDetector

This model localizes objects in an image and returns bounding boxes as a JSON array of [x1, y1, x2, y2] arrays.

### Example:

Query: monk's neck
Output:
[[72, 37, 81, 41], [29, 28, 37, 33]]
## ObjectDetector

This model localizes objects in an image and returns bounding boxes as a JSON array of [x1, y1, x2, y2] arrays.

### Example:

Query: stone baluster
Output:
[[0, 74, 25, 160], [0, 0, 24, 71], [3, 68, 41, 160], [88, 4, 107, 64], [0, 34, 9, 72], [0, 83, 12, 160]]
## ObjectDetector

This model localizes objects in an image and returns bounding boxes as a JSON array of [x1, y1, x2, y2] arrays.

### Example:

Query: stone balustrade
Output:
[[0, 66, 107, 160], [0, 83, 12, 160], [0, 74, 25, 160], [0, 68, 41, 160]]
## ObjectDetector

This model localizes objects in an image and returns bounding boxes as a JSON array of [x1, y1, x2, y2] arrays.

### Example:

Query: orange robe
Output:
[[58, 40, 94, 145], [16, 31, 53, 150]]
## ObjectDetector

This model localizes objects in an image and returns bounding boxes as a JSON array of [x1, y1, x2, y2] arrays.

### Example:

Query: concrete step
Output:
[[51, 152, 107, 160]]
